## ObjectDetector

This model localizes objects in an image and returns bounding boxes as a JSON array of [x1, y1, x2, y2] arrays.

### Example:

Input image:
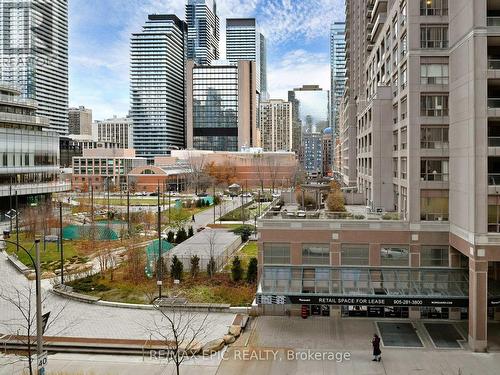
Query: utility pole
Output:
[[35, 239, 43, 357], [157, 182, 162, 299], [168, 187, 171, 225], [213, 182, 216, 224], [15, 191, 19, 254], [90, 178, 94, 223], [59, 201, 64, 285], [107, 177, 110, 225], [127, 180, 130, 236], [241, 187, 244, 225], [9, 176, 12, 232]]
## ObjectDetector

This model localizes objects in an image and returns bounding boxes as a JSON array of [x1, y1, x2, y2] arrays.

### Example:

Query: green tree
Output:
[[169, 208, 191, 230], [176, 228, 188, 244], [246, 257, 258, 283], [170, 255, 183, 281], [231, 256, 243, 282], [167, 231, 175, 243], [188, 226, 194, 238], [190, 255, 200, 278], [207, 256, 216, 278]]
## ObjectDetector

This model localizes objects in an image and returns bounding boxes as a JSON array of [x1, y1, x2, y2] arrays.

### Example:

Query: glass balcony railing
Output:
[[488, 98, 500, 108], [488, 173, 500, 185], [487, 17, 500, 26], [488, 59, 500, 69], [0, 93, 37, 107], [488, 137, 500, 147]]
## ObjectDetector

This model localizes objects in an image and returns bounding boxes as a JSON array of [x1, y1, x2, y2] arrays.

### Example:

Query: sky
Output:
[[69, 0, 345, 121]]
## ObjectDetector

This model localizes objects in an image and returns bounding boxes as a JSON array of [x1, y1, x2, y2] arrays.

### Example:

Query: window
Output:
[[400, 32, 408, 58], [421, 94, 449, 116], [421, 126, 449, 149], [341, 244, 369, 265], [401, 97, 408, 120], [420, 25, 448, 49], [421, 63, 449, 84], [381, 246, 409, 266], [302, 244, 330, 265], [420, 191, 449, 221], [420, 0, 448, 16], [400, 63, 407, 90], [421, 246, 449, 267], [393, 132, 398, 151], [421, 159, 449, 181], [488, 196, 500, 232], [400, 127, 407, 150], [263, 243, 290, 264], [401, 157, 407, 179], [393, 158, 398, 178]]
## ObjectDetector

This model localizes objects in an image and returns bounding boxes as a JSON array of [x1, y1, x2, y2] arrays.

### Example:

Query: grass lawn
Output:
[[67, 268, 256, 306], [224, 241, 258, 271], [4, 233, 82, 271]]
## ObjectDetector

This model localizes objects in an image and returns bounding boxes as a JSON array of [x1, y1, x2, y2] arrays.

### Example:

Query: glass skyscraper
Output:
[[0, 0, 69, 135], [186, 0, 220, 65], [330, 22, 346, 131], [130, 15, 187, 158], [226, 18, 267, 96]]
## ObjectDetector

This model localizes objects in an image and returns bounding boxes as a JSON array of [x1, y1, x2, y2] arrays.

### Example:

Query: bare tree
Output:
[[184, 152, 209, 195], [0, 284, 72, 375], [266, 156, 281, 193], [204, 229, 218, 278], [147, 302, 210, 375]]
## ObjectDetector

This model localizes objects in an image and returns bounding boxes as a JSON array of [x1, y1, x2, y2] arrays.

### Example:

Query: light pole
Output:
[[157, 182, 162, 299], [59, 201, 64, 285], [1, 234, 42, 356]]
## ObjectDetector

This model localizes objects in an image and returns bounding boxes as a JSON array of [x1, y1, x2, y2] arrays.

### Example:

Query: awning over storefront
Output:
[[256, 266, 500, 308]]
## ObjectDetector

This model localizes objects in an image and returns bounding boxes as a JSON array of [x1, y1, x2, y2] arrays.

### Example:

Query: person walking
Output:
[[372, 333, 382, 362]]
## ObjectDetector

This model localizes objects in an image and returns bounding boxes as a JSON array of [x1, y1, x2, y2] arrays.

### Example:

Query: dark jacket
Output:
[[372, 336, 381, 356]]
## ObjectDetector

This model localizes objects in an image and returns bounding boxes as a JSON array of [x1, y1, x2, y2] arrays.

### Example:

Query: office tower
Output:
[[0, 0, 69, 134], [226, 18, 267, 95], [96, 116, 133, 149], [257, 0, 500, 353], [130, 15, 187, 158], [186, 60, 257, 151], [0, 82, 67, 205], [260, 33, 268, 99], [288, 85, 329, 174], [322, 127, 334, 176], [68, 106, 92, 135], [330, 22, 346, 131], [259, 99, 293, 152], [185, 0, 219, 65]]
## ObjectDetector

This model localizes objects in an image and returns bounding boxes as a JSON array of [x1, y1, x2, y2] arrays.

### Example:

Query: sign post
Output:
[[37, 351, 48, 374]]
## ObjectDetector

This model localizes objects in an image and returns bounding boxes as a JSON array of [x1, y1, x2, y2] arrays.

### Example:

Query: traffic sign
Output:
[[41, 312, 51, 334], [37, 351, 48, 371]]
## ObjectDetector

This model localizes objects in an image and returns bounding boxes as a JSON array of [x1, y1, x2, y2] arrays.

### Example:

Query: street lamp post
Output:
[[59, 201, 64, 285], [1, 235, 42, 356], [157, 182, 162, 299]]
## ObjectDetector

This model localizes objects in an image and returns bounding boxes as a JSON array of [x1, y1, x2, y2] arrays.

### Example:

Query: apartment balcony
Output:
[[0, 94, 37, 108], [0, 112, 49, 127], [370, 13, 387, 42], [371, 0, 387, 22]]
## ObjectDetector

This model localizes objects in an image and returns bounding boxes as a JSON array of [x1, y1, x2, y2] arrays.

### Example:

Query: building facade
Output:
[[130, 14, 187, 158], [96, 116, 133, 149], [330, 22, 346, 131], [226, 18, 267, 95], [0, 0, 69, 134], [257, 0, 500, 353], [288, 85, 330, 174], [0, 82, 68, 206], [186, 60, 258, 151], [68, 106, 92, 135], [72, 148, 147, 192], [322, 127, 334, 176], [186, 0, 219, 65], [259, 100, 293, 152]]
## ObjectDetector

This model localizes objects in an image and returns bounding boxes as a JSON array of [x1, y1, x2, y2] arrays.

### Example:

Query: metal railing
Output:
[[0, 93, 37, 107], [0, 112, 49, 126]]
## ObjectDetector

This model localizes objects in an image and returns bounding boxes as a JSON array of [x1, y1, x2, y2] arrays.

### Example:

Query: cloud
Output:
[[267, 49, 330, 100], [259, 0, 344, 43]]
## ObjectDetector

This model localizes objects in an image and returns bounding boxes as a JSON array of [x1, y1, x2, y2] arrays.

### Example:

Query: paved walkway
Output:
[[216, 316, 500, 375], [0, 250, 235, 342]]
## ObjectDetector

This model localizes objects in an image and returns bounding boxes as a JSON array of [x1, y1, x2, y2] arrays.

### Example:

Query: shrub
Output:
[[213, 195, 221, 205], [231, 256, 243, 282], [188, 226, 194, 238], [190, 255, 200, 278], [170, 255, 183, 281], [246, 257, 258, 283], [176, 228, 188, 244], [167, 231, 175, 243], [207, 256, 216, 278], [232, 225, 255, 242]]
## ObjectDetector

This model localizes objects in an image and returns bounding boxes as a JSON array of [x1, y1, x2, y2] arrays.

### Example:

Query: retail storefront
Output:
[[256, 266, 500, 319]]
